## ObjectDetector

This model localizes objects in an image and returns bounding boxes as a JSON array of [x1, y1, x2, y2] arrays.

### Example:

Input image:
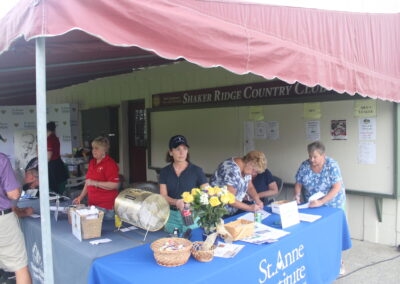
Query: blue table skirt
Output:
[[89, 207, 351, 284], [17, 199, 169, 284]]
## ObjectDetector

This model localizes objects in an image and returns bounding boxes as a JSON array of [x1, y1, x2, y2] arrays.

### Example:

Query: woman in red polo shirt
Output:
[[73, 136, 119, 220]]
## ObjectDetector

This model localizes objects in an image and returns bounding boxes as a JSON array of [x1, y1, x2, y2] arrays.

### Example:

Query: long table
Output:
[[18, 199, 168, 284], [89, 206, 351, 284]]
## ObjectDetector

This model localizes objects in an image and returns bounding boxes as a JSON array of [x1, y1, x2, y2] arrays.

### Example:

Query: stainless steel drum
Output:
[[114, 188, 170, 231]]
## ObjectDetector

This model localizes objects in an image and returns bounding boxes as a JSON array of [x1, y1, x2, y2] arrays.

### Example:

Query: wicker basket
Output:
[[191, 241, 215, 262], [150, 238, 192, 267]]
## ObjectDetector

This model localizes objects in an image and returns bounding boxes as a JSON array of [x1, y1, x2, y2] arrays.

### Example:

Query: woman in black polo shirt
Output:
[[159, 135, 208, 234]]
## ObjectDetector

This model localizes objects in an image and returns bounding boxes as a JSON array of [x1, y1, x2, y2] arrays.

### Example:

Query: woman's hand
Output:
[[309, 199, 323, 208], [294, 194, 301, 204], [175, 199, 185, 211], [255, 199, 264, 209], [73, 196, 82, 205], [248, 203, 262, 212]]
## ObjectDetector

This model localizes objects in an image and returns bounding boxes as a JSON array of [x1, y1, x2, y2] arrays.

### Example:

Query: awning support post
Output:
[[36, 37, 55, 284]]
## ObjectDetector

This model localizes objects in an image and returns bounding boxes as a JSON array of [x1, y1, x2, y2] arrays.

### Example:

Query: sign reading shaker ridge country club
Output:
[[152, 80, 354, 109]]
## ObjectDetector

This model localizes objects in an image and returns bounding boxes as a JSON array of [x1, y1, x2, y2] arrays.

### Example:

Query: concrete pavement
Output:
[[335, 239, 400, 284]]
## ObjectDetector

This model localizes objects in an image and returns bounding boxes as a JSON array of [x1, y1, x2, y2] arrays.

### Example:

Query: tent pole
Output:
[[35, 37, 55, 284]]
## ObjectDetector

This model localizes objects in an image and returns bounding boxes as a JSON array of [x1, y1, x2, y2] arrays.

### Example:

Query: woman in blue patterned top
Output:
[[294, 141, 346, 210], [210, 151, 267, 215]]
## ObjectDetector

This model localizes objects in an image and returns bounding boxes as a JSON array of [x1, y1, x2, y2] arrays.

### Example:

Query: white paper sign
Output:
[[299, 213, 322, 222], [358, 141, 376, 164], [298, 191, 325, 208], [305, 120, 320, 141], [71, 210, 82, 241], [359, 117, 376, 140], [279, 200, 300, 229], [214, 242, 245, 258], [254, 121, 267, 139], [267, 121, 279, 140], [244, 121, 255, 154]]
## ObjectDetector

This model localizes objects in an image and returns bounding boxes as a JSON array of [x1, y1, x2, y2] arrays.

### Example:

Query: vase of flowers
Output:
[[181, 186, 235, 237]]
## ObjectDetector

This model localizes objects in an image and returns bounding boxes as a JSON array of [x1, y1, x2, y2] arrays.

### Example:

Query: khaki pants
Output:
[[0, 212, 28, 272]]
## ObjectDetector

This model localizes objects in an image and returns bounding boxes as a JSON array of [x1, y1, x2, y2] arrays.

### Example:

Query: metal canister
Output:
[[114, 188, 170, 231]]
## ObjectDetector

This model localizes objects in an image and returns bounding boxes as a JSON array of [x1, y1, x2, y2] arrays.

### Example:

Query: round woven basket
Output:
[[191, 241, 215, 262], [150, 238, 193, 267]]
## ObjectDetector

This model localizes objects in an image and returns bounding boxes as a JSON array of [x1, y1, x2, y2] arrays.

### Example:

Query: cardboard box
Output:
[[224, 219, 254, 241], [271, 200, 291, 214], [70, 208, 104, 241]]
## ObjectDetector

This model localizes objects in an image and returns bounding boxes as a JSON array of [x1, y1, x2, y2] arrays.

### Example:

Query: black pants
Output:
[[48, 157, 69, 193]]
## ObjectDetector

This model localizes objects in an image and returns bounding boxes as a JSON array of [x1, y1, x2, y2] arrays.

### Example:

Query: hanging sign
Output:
[[152, 80, 349, 109]]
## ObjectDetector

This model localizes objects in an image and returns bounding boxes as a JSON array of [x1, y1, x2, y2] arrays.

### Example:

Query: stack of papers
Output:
[[90, 238, 112, 245], [77, 206, 100, 220], [214, 242, 245, 258], [241, 223, 290, 245], [120, 226, 138, 232], [50, 206, 66, 212], [299, 213, 321, 222]]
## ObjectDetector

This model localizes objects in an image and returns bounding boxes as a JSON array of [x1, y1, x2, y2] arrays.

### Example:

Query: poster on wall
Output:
[[358, 118, 376, 141], [305, 120, 320, 141], [354, 100, 377, 117], [358, 141, 376, 164], [244, 121, 255, 154], [14, 130, 37, 180], [303, 103, 321, 119], [0, 103, 79, 169], [248, 106, 264, 121], [331, 120, 347, 140], [254, 121, 267, 139], [266, 121, 279, 140]]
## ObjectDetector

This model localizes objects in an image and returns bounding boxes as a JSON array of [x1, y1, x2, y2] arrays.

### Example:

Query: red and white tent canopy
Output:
[[0, 0, 399, 102]]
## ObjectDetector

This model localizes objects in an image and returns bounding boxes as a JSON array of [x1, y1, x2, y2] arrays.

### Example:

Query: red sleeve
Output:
[[104, 160, 119, 183]]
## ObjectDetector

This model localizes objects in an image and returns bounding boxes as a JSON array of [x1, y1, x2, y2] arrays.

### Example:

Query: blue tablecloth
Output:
[[89, 207, 351, 284], [17, 199, 169, 284]]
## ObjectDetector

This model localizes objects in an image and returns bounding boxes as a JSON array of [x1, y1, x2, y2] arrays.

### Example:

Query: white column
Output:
[[36, 37, 55, 284]]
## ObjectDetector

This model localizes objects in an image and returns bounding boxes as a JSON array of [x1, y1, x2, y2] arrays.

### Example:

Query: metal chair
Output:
[[271, 175, 283, 202], [64, 176, 86, 199]]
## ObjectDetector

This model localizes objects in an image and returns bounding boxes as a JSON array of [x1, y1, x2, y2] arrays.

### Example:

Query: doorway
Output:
[[128, 100, 147, 183]]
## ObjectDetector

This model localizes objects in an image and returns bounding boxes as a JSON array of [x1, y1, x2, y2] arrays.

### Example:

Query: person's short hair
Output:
[[26, 168, 39, 178], [92, 136, 110, 152], [307, 141, 326, 155], [243, 151, 267, 173], [47, 121, 56, 132]]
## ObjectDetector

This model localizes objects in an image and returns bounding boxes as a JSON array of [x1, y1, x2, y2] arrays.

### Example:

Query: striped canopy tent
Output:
[[0, 0, 399, 102]]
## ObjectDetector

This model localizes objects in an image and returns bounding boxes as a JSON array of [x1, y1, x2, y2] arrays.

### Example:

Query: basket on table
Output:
[[150, 238, 193, 267], [191, 241, 215, 262]]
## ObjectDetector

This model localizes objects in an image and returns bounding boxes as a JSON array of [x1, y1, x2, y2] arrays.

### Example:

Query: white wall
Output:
[[47, 61, 399, 246], [150, 101, 394, 195]]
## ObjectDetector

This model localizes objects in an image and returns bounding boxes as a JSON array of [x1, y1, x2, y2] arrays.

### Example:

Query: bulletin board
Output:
[[149, 100, 396, 197]]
